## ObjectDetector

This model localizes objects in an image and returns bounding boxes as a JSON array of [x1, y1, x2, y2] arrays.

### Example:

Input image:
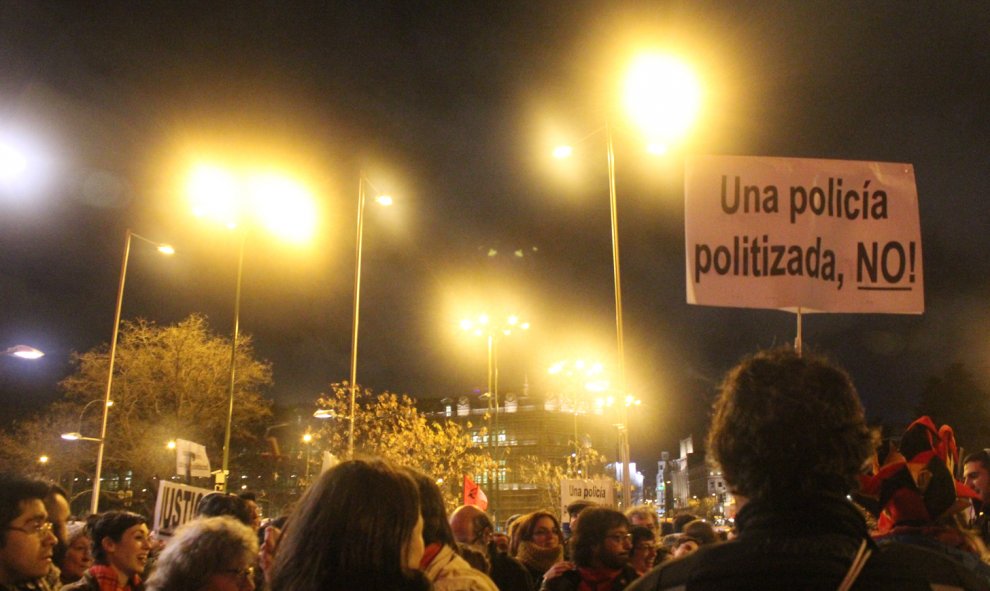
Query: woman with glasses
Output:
[[509, 511, 565, 589], [144, 516, 258, 591], [629, 526, 658, 576]]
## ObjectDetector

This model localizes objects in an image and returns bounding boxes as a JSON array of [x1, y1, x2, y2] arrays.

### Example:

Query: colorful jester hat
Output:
[[860, 416, 980, 533]]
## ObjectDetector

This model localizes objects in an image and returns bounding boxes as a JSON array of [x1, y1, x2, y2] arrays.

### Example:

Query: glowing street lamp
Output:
[[187, 163, 316, 492], [460, 313, 530, 522], [347, 175, 396, 459], [551, 53, 700, 508], [90, 230, 173, 514], [1, 345, 44, 360]]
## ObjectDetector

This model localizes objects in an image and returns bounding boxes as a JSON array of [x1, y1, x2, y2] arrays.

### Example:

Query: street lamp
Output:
[[302, 431, 313, 482], [1, 345, 45, 359], [461, 313, 530, 522], [347, 175, 394, 459], [187, 164, 316, 492], [551, 53, 700, 508], [90, 230, 173, 515], [60, 399, 113, 442]]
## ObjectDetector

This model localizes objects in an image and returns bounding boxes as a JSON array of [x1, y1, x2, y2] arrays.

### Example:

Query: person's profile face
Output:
[[964, 461, 990, 503]]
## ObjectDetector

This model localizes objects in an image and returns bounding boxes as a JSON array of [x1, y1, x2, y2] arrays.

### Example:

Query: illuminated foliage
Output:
[[0, 314, 273, 510], [313, 383, 495, 511]]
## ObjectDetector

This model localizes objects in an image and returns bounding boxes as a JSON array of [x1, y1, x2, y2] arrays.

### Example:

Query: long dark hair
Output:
[[270, 458, 431, 591]]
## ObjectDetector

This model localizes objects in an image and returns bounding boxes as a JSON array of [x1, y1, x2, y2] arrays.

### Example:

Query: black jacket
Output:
[[626, 494, 990, 591]]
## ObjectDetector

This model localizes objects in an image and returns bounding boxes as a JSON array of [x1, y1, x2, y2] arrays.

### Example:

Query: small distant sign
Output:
[[174, 438, 211, 478]]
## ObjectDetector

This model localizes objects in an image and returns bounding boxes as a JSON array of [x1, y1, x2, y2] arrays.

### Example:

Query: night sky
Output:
[[2, 2, 989, 475]]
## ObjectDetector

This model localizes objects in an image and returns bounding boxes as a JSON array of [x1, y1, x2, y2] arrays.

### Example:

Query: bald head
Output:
[[450, 505, 493, 547]]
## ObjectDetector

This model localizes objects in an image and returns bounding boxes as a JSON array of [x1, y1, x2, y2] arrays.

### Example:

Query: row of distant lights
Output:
[[459, 314, 530, 337]]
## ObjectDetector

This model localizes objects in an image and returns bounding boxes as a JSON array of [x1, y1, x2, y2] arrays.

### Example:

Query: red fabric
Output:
[[576, 566, 622, 591], [420, 542, 443, 570], [463, 475, 488, 510], [88, 565, 141, 591]]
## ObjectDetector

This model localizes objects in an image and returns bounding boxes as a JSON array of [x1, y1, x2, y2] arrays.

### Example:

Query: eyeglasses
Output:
[[606, 533, 633, 544], [634, 543, 657, 552], [222, 566, 255, 583], [6, 521, 54, 537]]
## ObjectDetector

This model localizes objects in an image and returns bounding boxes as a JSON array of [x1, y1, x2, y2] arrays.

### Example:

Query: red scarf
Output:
[[576, 566, 622, 591], [88, 565, 141, 591], [419, 542, 443, 570]]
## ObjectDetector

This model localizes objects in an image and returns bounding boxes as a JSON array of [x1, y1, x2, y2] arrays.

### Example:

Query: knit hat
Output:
[[860, 416, 979, 532]]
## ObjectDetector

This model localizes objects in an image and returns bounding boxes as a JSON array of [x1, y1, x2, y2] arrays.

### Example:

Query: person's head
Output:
[[625, 506, 658, 539], [671, 513, 696, 534], [565, 500, 595, 532], [145, 516, 258, 591], [509, 511, 562, 555], [236, 493, 262, 531], [91, 511, 150, 579], [629, 526, 657, 575], [58, 521, 93, 583], [197, 494, 254, 529], [570, 507, 631, 569], [404, 469, 455, 549], [449, 505, 493, 549], [708, 347, 872, 502], [672, 519, 718, 559], [0, 474, 56, 585], [964, 450, 990, 504], [44, 484, 70, 562], [269, 458, 428, 591]]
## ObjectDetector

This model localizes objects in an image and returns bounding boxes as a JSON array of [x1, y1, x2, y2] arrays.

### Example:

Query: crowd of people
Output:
[[4, 347, 990, 590]]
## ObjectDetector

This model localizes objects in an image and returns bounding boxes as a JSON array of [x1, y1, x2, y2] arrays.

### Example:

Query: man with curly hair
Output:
[[627, 347, 989, 591]]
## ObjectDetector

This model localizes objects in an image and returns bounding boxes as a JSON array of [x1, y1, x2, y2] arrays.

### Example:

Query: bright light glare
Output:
[[625, 54, 701, 142], [187, 165, 239, 225], [61, 433, 81, 441], [157, 244, 176, 255], [302, 433, 313, 443], [248, 173, 317, 243], [0, 142, 28, 181], [478, 314, 489, 325], [375, 195, 394, 207], [460, 319, 474, 331], [6, 345, 44, 359], [507, 315, 519, 326], [553, 145, 574, 159], [586, 380, 610, 392], [38, 455, 48, 464], [646, 143, 668, 155], [166, 440, 177, 450]]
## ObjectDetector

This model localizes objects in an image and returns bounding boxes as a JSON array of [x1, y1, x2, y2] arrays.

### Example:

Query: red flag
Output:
[[463, 475, 488, 511]]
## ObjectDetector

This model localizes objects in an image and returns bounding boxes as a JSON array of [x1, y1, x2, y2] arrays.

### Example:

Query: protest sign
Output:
[[685, 155, 923, 313], [174, 438, 211, 478], [560, 477, 615, 524], [152, 480, 213, 538]]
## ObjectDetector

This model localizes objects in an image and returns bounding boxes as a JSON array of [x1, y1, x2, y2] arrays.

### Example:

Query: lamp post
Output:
[[91, 230, 173, 515], [551, 54, 700, 508], [348, 175, 393, 459], [186, 164, 316, 491], [461, 313, 530, 523]]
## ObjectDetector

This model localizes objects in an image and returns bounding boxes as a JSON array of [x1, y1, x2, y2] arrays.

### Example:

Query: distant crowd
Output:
[[5, 347, 990, 590]]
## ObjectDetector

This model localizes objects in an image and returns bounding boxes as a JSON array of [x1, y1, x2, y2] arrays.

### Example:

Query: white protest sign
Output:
[[685, 155, 923, 313], [560, 477, 615, 522], [174, 438, 211, 478], [152, 480, 213, 537]]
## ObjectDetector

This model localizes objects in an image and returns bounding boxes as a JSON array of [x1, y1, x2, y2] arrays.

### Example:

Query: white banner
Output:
[[684, 155, 923, 313], [174, 438, 212, 478], [152, 480, 213, 537], [560, 478, 615, 523]]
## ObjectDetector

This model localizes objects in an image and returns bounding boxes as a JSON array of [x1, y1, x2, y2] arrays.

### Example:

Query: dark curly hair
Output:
[[570, 507, 628, 567], [707, 347, 872, 501]]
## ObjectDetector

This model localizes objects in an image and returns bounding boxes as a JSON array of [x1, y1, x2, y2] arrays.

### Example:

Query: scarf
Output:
[[576, 566, 622, 591], [89, 565, 141, 591], [515, 540, 564, 573]]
